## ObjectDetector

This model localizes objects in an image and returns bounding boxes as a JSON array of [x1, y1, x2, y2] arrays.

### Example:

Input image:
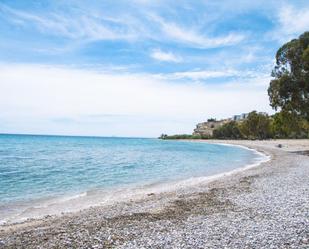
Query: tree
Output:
[[239, 111, 272, 140], [272, 111, 298, 138], [268, 32, 309, 121], [159, 134, 168, 139], [213, 121, 243, 139]]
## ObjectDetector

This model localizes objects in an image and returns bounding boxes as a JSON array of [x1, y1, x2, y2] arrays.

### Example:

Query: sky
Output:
[[0, 0, 309, 137]]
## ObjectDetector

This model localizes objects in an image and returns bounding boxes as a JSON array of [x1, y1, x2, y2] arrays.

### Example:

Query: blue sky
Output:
[[0, 0, 309, 137]]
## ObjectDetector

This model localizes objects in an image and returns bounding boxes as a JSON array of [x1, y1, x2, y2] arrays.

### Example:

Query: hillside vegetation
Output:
[[160, 32, 309, 140]]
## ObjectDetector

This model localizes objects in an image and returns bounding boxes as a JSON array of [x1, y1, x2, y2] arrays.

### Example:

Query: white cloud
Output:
[[150, 14, 245, 48], [279, 5, 309, 34], [0, 3, 246, 48], [150, 49, 182, 62], [170, 70, 237, 80], [0, 64, 272, 137], [272, 5, 309, 42], [0, 4, 138, 41], [157, 69, 270, 81]]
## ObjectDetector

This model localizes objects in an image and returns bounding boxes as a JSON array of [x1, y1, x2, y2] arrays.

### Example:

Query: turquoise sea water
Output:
[[0, 134, 263, 222]]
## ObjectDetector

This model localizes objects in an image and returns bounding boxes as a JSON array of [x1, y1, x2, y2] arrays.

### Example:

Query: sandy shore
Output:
[[0, 139, 309, 248]]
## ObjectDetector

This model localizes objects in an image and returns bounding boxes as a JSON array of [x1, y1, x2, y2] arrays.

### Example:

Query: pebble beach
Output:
[[0, 139, 308, 248]]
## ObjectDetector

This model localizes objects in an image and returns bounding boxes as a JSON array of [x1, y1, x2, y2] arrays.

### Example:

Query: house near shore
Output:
[[193, 113, 251, 137], [232, 113, 249, 121]]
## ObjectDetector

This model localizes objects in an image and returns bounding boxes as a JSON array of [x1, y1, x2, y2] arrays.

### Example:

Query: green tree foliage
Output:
[[159, 134, 210, 140], [160, 110, 309, 140], [212, 121, 243, 139], [239, 111, 272, 140], [272, 111, 309, 138], [268, 32, 309, 121], [159, 134, 168, 139]]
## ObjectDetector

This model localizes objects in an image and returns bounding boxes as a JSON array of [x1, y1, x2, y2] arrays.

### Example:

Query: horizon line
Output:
[[0, 132, 156, 139]]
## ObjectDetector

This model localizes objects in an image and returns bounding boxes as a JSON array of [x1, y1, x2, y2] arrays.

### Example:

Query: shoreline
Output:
[[0, 142, 267, 227], [1, 139, 308, 248]]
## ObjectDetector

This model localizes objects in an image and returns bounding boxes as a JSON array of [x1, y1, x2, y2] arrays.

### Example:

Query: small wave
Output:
[[0, 138, 270, 225]]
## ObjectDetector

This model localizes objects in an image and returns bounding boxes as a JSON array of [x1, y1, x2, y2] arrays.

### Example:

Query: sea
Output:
[[0, 134, 266, 224]]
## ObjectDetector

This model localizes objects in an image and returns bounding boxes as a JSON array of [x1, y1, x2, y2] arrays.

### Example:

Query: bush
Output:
[[213, 121, 243, 139], [271, 111, 309, 138], [159, 134, 210, 140], [239, 111, 272, 140], [159, 110, 309, 140]]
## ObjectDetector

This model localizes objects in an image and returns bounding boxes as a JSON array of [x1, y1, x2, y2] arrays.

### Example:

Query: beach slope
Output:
[[0, 139, 308, 248]]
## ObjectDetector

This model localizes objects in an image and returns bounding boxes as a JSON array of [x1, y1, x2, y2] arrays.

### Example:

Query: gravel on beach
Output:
[[0, 139, 309, 249]]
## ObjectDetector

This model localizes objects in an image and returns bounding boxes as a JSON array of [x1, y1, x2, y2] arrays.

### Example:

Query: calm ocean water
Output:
[[0, 134, 264, 223]]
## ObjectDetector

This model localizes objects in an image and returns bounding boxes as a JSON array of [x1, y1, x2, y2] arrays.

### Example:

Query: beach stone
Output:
[[0, 140, 308, 249], [301, 238, 308, 244]]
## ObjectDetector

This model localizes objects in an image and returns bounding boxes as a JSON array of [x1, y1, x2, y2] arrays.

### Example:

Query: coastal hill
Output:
[[161, 31, 309, 141], [193, 113, 267, 137], [160, 110, 308, 140]]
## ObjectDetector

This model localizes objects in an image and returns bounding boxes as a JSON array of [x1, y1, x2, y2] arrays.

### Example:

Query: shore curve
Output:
[[1, 139, 308, 249]]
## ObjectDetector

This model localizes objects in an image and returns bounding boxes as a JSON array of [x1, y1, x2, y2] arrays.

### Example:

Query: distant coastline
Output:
[[160, 110, 309, 140], [0, 135, 261, 225]]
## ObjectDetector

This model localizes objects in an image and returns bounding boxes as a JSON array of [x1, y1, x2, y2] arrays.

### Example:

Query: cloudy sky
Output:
[[0, 0, 309, 137]]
